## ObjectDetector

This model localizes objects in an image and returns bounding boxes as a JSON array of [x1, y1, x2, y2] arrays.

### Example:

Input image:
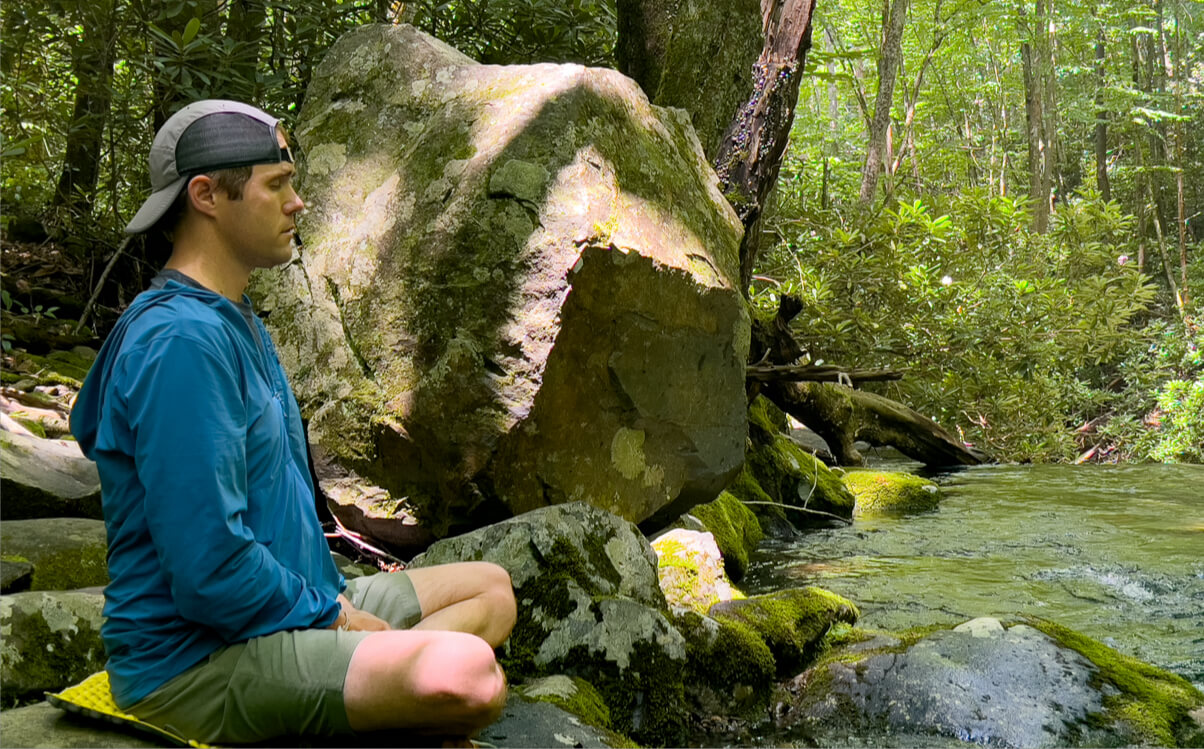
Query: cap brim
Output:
[[124, 176, 188, 234]]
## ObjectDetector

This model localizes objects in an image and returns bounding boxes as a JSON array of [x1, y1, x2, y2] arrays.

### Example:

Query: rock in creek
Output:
[[253, 22, 749, 537], [410, 502, 687, 744], [778, 616, 1204, 748], [651, 528, 736, 614], [0, 590, 106, 702], [0, 518, 108, 591]]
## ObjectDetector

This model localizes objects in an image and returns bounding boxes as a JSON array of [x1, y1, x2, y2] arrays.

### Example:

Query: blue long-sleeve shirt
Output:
[[71, 275, 344, 707]]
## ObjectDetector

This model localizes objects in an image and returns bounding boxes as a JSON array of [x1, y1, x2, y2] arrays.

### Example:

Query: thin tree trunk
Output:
[[857, 0, 908, 209], [714, 0, 819, 293], [52, 0, 119, 222], [1093, 22, 1110, 202], [1019, 0, 1051, 232]]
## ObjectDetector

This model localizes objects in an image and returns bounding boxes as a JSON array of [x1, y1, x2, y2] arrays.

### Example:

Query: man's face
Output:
[[213, 130, 305, 272]]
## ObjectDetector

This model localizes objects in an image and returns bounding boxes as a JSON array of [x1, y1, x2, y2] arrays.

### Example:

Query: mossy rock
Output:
[[709, 586, 859, 677], [515, 674, 612, 730], [669, 607, 776, 720], [779, 616, 1203, 748], [683, 490, 763, 581], [409, 503, 687, 744], [652, 528, 739, 614], [844, 469, 941, 517], [1024, 616, 1204, 747], [0, 590, 106, 701], [2, 555, 34, 593], [730, 396, 856, 532], [0, 518, 108, 591], [479, 688, 639, 748]]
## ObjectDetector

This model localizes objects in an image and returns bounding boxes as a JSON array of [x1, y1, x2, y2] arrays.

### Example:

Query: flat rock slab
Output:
[[0, 518, 108, 591], [786, 619, 1119, 748], [480, 696, 627, 748], [0, 431, 102, 521], [0, 695, 626, 748], [0, 702, 160, 749]]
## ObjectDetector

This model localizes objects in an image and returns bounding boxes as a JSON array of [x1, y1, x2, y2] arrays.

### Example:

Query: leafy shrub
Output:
[[755, 188, 1199, 463]]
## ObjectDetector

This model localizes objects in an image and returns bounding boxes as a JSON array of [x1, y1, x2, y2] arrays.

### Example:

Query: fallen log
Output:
[[765, 380, 989, 467], [746, 362, 902, 386]]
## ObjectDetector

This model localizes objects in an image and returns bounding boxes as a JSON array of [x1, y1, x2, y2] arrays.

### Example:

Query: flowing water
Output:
[[743, 463, 1204, 688]]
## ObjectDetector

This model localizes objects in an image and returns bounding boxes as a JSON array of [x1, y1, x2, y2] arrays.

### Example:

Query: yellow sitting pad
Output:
[[46, 671, 213, 748]]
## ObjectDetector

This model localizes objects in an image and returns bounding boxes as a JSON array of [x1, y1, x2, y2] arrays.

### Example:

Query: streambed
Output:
[[745, 463, 1204, 688]]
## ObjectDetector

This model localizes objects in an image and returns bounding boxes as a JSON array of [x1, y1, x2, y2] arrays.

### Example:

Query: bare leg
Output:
[[343, 629, 507, 734], [405, 562, 517, 647]]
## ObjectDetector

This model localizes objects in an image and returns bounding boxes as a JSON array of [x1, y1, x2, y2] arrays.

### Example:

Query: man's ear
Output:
[[186, 175, 220, 219]]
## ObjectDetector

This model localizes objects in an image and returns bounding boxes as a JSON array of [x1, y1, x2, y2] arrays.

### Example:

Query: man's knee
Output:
[[344, 630, 506, 733], [479, 563, 517, 634], [412, 633, 507, 722]]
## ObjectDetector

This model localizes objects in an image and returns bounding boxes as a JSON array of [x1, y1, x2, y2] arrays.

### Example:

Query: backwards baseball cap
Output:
[[125, 99, 293, 234]]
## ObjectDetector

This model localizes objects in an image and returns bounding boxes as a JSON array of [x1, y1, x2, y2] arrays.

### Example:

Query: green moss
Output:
[[670, 608, 775, 718], [1023, 616, 1204, 747], [688, 491, 763, 582], [519, 675, 613, 729], [710, 587, 860, 676], [843, 470, 941, 517], [28, 546, 107, 591], [11, 417, 46, 438], [554, 637, 687, 746], [748, 394, 790, 435]]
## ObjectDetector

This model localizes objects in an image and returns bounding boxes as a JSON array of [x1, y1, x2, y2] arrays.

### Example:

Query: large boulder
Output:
[[409, 502, 687, 744], [778, 617, 1204, 748], [0, 591, 106, 702], [254, 23, 749, 536], [0, 519, 108, 591], [0, 431, 102, 521]]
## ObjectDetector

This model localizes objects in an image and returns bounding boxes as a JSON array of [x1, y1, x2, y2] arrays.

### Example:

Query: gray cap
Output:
[[125, 99, 289, 234]]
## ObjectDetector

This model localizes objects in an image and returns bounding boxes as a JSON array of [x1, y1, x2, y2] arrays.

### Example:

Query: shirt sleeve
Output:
[[121, 332, 339, 641]]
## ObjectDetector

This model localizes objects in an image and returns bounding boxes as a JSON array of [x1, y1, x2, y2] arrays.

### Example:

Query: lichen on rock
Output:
[[1, 590, 105, 701], [651, 528, 740, 614], [408, 502, 687, 744]]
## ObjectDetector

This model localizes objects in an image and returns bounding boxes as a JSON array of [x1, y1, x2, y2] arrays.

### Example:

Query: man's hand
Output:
[[329, 594, 390, 632]]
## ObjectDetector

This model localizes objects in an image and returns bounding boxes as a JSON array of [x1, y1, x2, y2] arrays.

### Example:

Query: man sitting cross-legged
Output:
[[70, 99, 516, 745]]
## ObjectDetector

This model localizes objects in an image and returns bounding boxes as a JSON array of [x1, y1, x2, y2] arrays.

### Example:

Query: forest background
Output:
[[1, 0, 1201, 464]]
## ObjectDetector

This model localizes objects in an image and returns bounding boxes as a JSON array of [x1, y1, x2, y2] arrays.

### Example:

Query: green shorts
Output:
[[126, 571, 422, 745]]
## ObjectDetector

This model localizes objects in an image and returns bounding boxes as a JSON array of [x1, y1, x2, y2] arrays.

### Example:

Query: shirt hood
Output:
[[71, 283, 239, 458]]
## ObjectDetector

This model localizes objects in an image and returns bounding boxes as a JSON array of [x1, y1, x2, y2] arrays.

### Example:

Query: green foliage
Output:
[[757, 188, 1202, 463], [405, 0, 617, 66]]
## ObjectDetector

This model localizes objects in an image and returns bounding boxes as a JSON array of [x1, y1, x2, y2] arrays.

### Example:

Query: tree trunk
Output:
[[52, 0, 119, 222], [616, 0, 763, 160], [713, 0, 818, 293], [1019, 0, 1051, 232], [1093, 23, 1110, 202], [765, 381, 987, 467], [857, 0, 908, 209]]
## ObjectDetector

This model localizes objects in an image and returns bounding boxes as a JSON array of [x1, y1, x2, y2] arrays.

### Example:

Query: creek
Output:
[[744, 462, 1204, 689]]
